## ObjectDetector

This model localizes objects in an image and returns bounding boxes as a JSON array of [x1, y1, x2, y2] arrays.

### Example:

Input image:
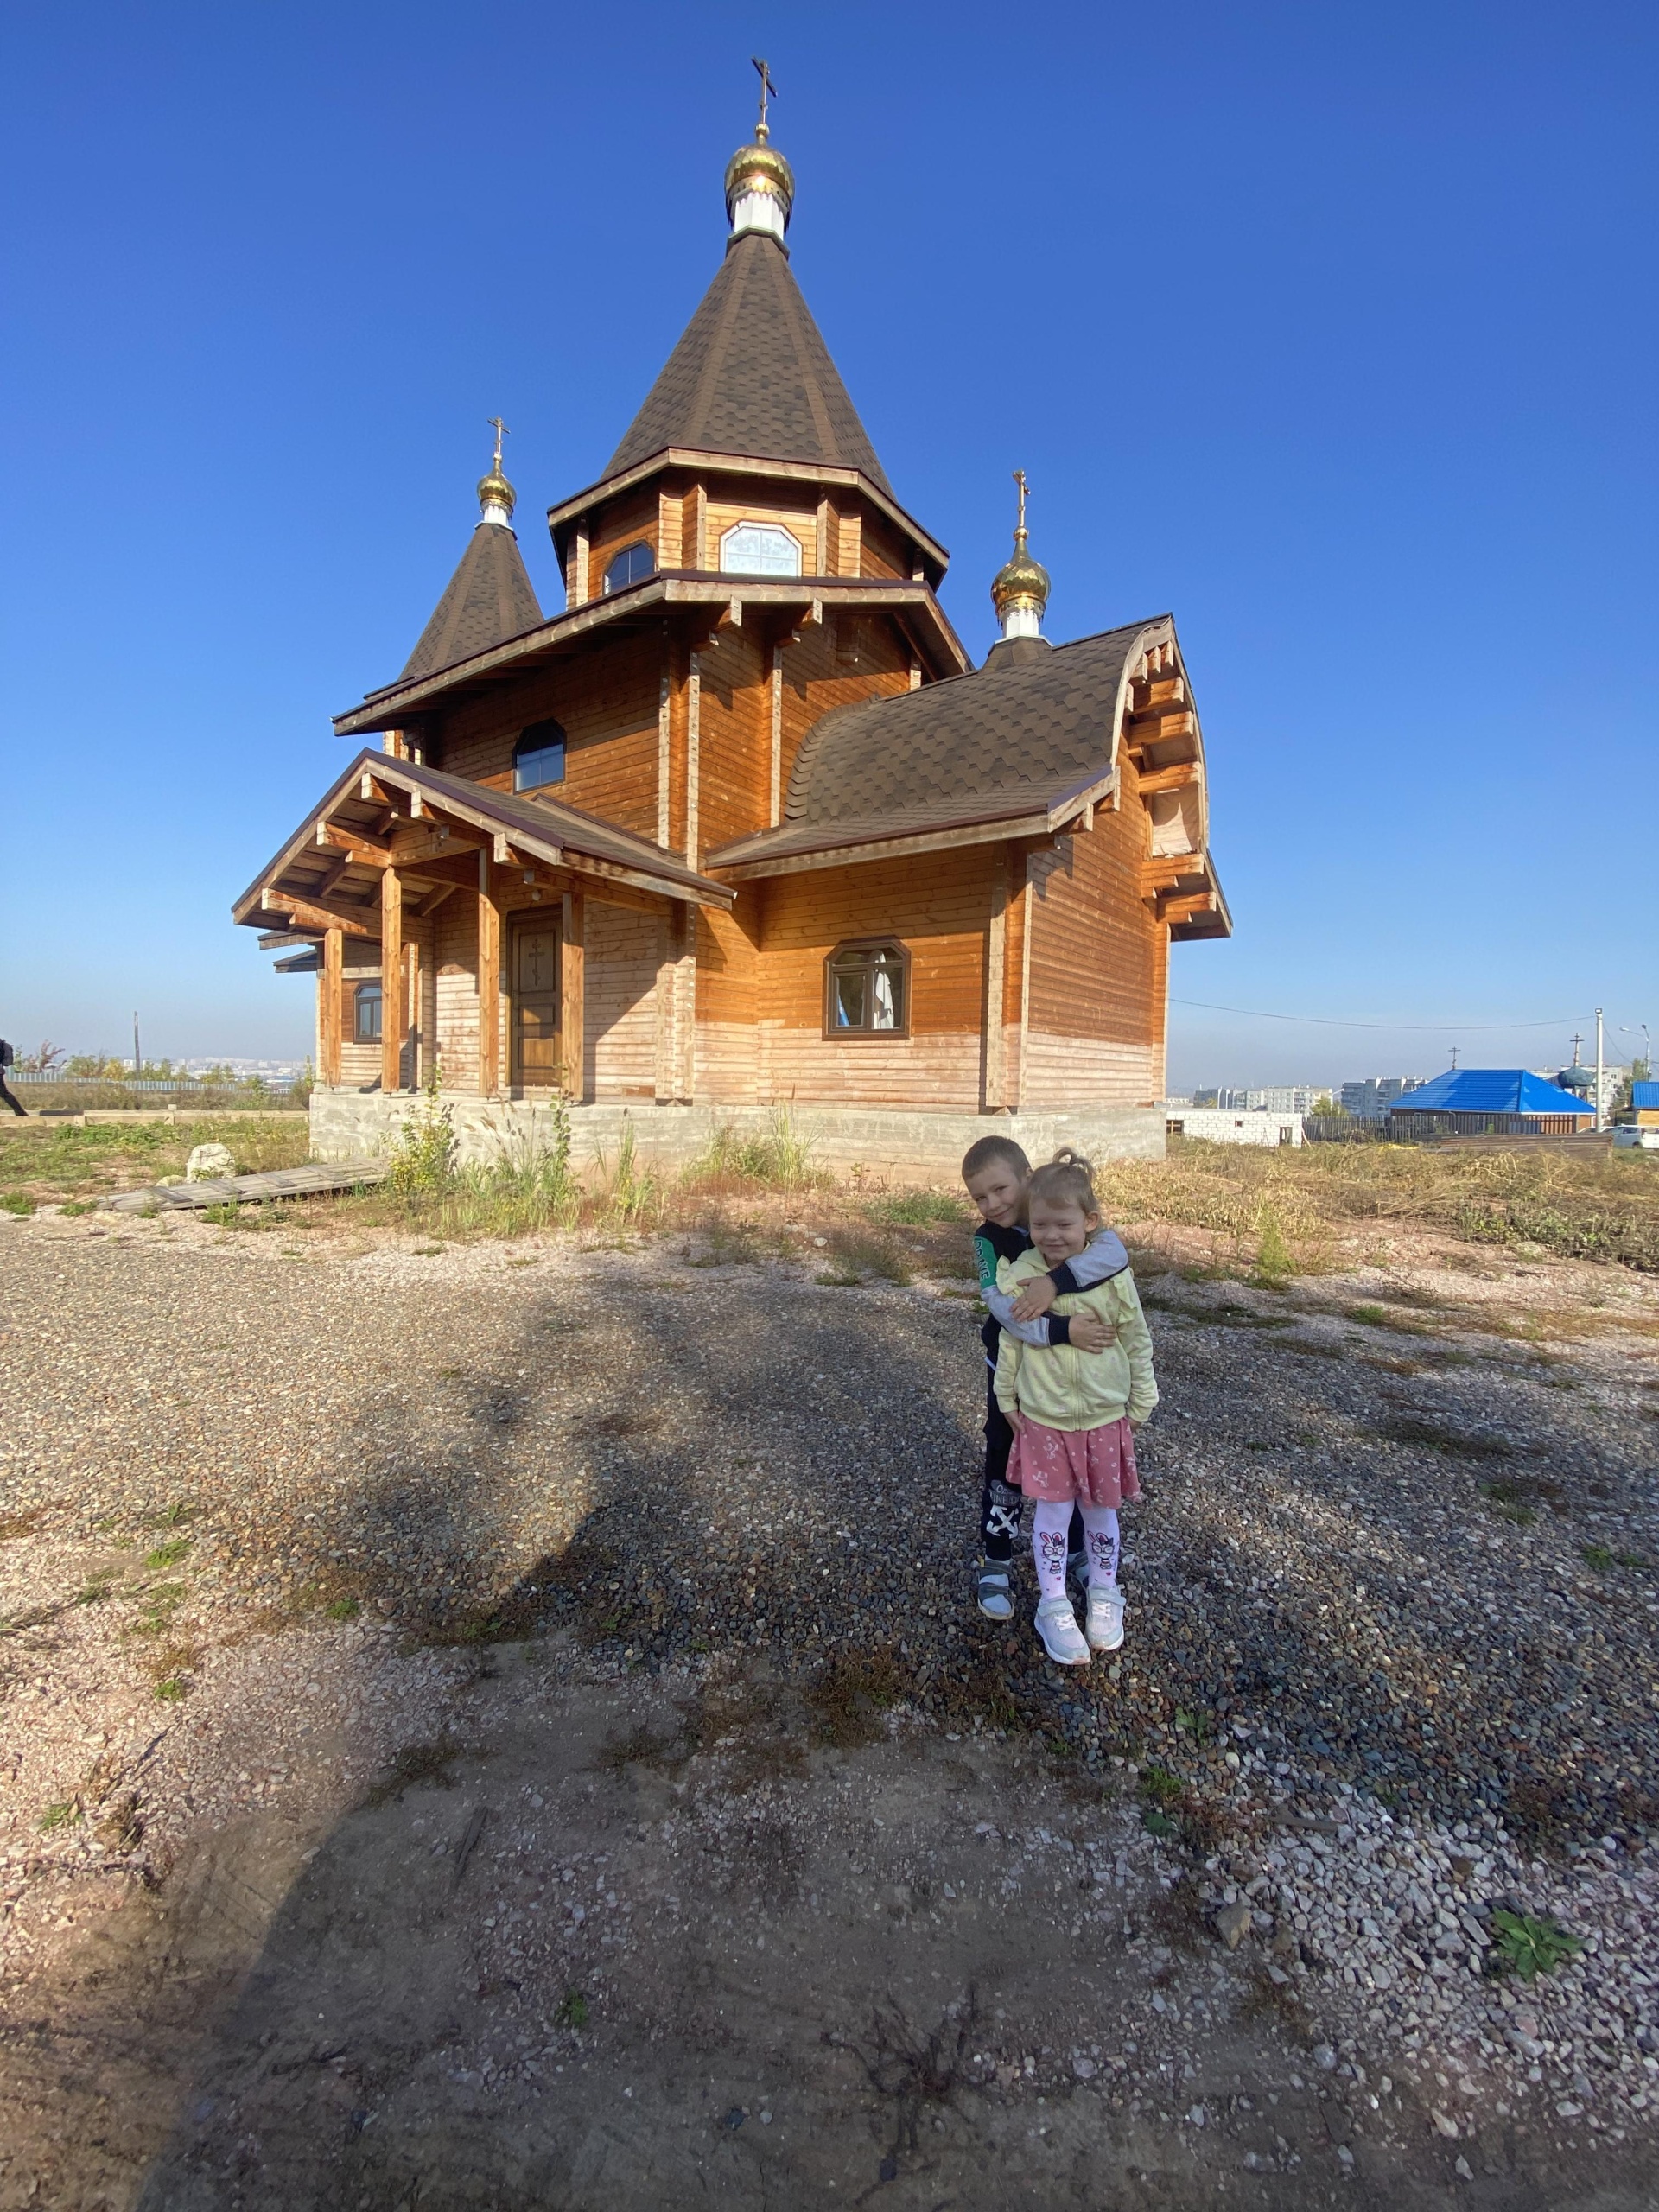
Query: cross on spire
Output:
[[487, 416, 509, 472], [752, 55, 777, 140], [1013, 468, 1029, 543]]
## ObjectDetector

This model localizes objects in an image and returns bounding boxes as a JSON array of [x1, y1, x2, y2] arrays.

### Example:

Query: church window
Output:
[[719, 522, 803, 578], [602, 541, 655, 594], [353, 982, 383, 1046], [513, 718, 566, 791], [824, 940, 909, 1037]]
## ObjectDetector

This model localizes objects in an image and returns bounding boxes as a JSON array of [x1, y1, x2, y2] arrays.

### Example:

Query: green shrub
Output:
[[387, 1066, 456, 1198], [1, 1192, 35, 1216], [1490, 1910, 1582, 1980]]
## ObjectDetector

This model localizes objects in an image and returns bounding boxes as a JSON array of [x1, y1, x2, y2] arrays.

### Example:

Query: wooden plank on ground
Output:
[[101, 1163, 389, 1215]]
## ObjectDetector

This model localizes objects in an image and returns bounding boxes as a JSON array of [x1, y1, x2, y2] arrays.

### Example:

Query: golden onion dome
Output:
[[991, 526, 1050, 622], [724, 132, 795, 228], [477, 465, 517, 520]]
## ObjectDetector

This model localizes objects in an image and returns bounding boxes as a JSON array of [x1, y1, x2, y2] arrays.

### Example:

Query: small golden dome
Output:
[[991, 527, 1050, 622], [477, 466, 516, 519], [724, 134, 795, 228]]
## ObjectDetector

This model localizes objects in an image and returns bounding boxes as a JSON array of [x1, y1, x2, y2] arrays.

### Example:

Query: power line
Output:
[[1169, 999, 1592, 1033]]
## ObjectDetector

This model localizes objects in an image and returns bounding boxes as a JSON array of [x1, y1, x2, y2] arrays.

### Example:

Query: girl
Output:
[[994, 1149, 1158, 1666]]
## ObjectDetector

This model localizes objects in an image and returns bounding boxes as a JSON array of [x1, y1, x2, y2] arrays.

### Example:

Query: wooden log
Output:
[[561, 890, 586, 1101], [321, 928, 343, 1087], [478, 852, 500, 1097], [381, 867, 404, 1092]]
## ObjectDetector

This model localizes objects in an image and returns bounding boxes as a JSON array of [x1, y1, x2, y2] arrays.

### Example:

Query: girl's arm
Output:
[[1113, 1273, 1160, 1422], [977, 1233, 1057, 1346], [994, 1329, 1022, 1419]]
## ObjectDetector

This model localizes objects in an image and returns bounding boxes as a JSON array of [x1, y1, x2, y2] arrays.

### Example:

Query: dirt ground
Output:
[[3, 1195, 1658, 2210]]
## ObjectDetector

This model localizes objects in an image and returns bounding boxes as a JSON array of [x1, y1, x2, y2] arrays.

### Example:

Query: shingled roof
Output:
[[707, 623, 1156, 869], [605, 230, 893, 494], [399, 522, 543, 684]]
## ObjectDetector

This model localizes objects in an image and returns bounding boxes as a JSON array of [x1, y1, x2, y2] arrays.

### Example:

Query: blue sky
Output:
[[2, 1, 1653, 1087]]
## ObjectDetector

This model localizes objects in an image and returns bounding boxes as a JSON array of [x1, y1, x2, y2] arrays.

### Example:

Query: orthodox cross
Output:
[[1013, 468, 1029, 537], [487, 416, 509, 470], [752, 56, 777, 136]]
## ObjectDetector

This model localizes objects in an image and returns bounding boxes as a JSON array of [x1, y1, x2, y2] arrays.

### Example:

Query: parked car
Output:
[[1611, 1124, 1659, 1150]]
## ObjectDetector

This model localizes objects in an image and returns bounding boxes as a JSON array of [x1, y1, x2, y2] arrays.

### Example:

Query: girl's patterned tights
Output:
[[1032, 1499, 1120, 1599]]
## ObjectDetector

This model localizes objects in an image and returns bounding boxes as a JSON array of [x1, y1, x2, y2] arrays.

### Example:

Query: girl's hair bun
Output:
[[1027, 1147, 1097, 1209]]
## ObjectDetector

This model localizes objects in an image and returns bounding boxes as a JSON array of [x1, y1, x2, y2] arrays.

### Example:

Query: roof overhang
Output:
[[544, 446, 950, 575], [232, 752, 733, 946], [334, 575, 969, 737]]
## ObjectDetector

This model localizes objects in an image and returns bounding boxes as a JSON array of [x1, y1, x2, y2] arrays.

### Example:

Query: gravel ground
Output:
[[2, 1199, 1658, 2206]]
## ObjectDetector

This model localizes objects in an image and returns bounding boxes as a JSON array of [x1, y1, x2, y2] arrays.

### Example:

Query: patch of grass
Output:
[[38, 1799, 81, 1832], [805, 1649, 904, 1747], [863, 1189, 964, 1227], [1, 1191, 35, 1216], [142, 1501, 195, 1529], [556, 1989, 590, 2030], [0, 1115, 306, 1205], [1254, 1205, 1295, 1289], [685, 1107, 822, 1192], [58, 1198, 99, 1216], [1377, 1414, 1510, 1460], [411, 1244, 445, 1257], [324, 1595, 360, 1621], [153, 1675, 188, 1702], [816, 1266, 864, 1287], [369, 1736, 465, 1804], [1581, 1543, 1615, 1570], [1490, 1909, 1583, 1980], [143, 1536, 192, 1570], [820, 1227, 913, 1286], [1138, 1764, 1184, 1807]]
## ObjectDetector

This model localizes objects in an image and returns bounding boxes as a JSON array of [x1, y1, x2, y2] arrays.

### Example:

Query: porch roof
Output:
[[231, 751, 733, 942]]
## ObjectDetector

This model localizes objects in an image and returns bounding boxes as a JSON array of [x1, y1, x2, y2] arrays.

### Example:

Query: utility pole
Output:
[[1595, 1006, 1605, 1132], [133, 1012, 141, 1079]]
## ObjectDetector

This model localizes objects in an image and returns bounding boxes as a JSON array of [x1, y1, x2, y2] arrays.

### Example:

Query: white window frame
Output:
[[719, 521, 803, 578]]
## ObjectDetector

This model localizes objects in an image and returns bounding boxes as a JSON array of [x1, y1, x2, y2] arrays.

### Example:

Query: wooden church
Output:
[[236, 98, 1229, 1168]]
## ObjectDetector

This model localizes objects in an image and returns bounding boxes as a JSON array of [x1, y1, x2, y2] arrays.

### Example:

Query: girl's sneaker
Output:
[[1034, 1597, 1090, 1667], [1086, 1582, 1126, 1653], [976, 1567, 1013, 1622]]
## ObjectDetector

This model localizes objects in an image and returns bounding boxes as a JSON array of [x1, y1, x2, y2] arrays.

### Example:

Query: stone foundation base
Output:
[[308, 1090, 1166, 1179]]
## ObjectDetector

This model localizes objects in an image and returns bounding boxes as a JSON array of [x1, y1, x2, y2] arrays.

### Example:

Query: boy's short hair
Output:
[[962, 1134, 1032, 1183]]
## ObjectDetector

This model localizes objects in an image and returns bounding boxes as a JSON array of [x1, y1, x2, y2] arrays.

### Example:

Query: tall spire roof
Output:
[[399, 429, 543, 683], [604, 105, 893, 495]]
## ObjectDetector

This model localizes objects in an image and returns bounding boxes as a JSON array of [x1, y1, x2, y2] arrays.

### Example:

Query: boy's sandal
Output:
[[976, 1569, 1013, 1621]]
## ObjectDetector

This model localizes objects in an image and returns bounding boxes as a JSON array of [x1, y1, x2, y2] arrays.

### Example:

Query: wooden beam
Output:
[[321, 928, 343, 1088], [1135, 761, 1203, 797], [381, 868, 404, 1092], [561, 891, 586, 1101], [686, 648, 702, 869], [262, 888, 382, 938], [321, 823, 395, 866], [477, 852, 500, 1098]]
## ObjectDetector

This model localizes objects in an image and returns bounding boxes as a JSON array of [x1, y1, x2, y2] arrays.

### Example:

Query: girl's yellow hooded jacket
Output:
[[993, 1246, 1159, 1430]]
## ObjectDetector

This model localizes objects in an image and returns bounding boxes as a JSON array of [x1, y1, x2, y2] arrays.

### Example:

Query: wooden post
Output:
[[561, 891, 586, 1101], [686, 649, 702, 868], [769, 643, 784, 827], [477, 851, 500, 1097], [381, 868, 404, 1093], [406, 934, 423, 1090], [321, 928, 343, 1088], [657, 657, 671, 848], [984, 851, 1007, 1110]]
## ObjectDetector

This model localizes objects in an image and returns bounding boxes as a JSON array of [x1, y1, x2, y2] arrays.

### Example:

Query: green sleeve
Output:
[[974, 1229, 999, 1293]]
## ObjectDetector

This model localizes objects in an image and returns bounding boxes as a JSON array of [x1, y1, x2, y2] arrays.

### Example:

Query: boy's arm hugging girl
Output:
[[961, 1135, 1159, 1670]]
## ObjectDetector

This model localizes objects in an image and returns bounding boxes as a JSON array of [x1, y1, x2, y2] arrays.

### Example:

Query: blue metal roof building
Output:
[[1388, 1068, 1597, 1136]]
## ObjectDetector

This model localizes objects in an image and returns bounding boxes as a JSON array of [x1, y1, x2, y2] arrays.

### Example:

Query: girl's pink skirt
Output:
[[1009, 1414, 1141, 1508]]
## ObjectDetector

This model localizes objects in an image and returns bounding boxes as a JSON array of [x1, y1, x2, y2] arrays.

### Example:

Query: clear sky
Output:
[[2, 1, 1653, 1088]]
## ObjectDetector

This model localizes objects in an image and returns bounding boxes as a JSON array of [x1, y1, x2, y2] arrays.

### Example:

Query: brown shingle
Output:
[[399, 524, 543, 684], [606, 232, 893, 493], [705, 624, 1165, 870]]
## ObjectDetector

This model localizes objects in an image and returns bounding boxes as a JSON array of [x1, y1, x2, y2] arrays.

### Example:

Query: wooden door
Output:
[[511, 915, 562, 1088]]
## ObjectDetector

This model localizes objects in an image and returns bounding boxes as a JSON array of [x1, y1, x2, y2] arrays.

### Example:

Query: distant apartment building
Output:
[[1341, 1076, 1427, 1122], [1190, 1084, 1330, 1113]]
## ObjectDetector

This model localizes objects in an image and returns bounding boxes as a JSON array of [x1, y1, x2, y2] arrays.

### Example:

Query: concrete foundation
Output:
[[308, 1089, 1166, 1180]]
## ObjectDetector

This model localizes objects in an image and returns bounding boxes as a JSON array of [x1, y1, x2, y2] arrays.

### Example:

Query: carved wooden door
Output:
[[510, 916, 561, 1088]]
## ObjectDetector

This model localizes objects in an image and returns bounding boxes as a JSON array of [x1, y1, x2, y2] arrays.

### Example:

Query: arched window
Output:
[[602, 541, 655, 594], [824, 940, 909, 1037], [719, 521, 803, 578], [353, 982, 383, 1046], [513, 718, 566, 791]]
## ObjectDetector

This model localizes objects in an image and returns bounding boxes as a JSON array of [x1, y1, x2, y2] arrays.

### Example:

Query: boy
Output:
[[962, 1135, 1128, 1619]]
